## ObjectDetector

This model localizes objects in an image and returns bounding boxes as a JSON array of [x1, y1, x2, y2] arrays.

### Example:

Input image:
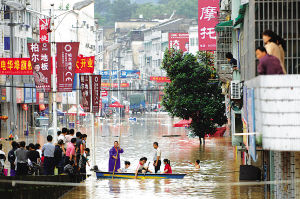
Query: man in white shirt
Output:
[[153, 142, 161, 173], [58, 128, 67, 148]]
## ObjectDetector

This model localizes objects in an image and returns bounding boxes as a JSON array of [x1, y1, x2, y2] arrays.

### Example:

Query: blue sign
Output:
[[100, 70, 118, 80], [24, 84, 36, 103], [248, 88, 257, 162], [120, 70, 140, 79]]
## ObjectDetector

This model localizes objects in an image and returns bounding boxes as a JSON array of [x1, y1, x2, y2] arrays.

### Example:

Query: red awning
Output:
[[109, 101, 124, 108], [173, 119, 192, 127]]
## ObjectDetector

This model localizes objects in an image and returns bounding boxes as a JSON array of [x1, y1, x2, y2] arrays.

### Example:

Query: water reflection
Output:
[[59, 113, 265, 199]]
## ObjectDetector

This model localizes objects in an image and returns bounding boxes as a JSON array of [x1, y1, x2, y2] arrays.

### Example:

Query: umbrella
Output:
[[109, 101, 124, 108], [173, 119, 192, 127], [43, 108, 65, 116], [65, 105, 87, 116]]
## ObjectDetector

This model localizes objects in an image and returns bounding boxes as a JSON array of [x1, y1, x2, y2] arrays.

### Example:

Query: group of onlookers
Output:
[[0, 128, 90, 176], [226, 29, 287, 75]]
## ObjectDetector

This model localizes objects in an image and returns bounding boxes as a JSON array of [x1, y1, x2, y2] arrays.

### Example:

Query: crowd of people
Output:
[[0, 128, 90, 176]]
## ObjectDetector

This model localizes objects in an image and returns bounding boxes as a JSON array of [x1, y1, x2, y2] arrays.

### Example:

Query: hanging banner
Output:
[[56, 42, 80, 92], [198, 0, 219, 50], [28, 43, 52, 92], [120, 70, 140, 79], [92, 75, 101, 113], [0, 58, 32, 75], [80, 75, 90, 112], [39, 19, 51, 43], [168, 33, 189, 52], [75, 55, 95, 73]]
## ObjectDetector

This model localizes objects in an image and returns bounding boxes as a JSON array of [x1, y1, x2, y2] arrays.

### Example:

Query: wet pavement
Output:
[[60, 113, 265, 199]]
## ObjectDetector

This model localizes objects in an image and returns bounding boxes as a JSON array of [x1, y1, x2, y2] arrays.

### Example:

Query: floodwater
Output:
[[60, 113, 265, 199]]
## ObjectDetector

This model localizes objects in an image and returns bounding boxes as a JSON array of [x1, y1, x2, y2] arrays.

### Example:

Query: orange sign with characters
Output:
[[75, 55, 95, 73], [0, 58, 33, 75], [150, 76, 171, 83]]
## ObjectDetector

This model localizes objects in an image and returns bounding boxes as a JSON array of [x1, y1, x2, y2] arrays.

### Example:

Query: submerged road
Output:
[[61, 113, 265, 199]]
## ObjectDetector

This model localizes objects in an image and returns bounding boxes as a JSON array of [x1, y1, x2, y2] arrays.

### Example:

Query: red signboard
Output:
[[150, 76, 171, 83], [75, 55, 95, 73], [0, 58, 32, 75], [92, 75, 101, 113], [101, 90, 108, 97], [198, 0, 219, 50], [39, 19, 51, 43], [80, 75, 90, 112], [168, 33, 189, 52], [28, 43, 52, 92], [57, 42, 80, 92]]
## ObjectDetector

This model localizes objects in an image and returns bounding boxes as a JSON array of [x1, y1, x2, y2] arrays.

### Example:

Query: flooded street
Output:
[[60, 113, 265, 199]]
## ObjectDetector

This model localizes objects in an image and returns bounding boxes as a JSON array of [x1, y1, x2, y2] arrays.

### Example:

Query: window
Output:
[[4, 6, 10, 19], [4, 37, 10, 50]]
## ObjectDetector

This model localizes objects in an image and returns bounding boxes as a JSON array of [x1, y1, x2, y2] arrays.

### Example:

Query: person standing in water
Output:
[[108, 141, 124, 172]]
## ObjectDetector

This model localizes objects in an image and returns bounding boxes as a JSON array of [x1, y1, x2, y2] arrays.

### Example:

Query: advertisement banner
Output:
[[92, 75, 101, 113], [39, 19, 51, 43], [150, 76, 171, 83], [28, 43, 52, 92], [100, 70, 118, 80], [80, 75, 90, 112], [168, 33, 189, 52], [75, 55, 95, 73], [0, 58, 32, 75], [248, 88, 257, 162], [198, 0, 219, 50], [101, 83, 129, 88], [120, 70, 140, 79], [57, 42, 80, 92]]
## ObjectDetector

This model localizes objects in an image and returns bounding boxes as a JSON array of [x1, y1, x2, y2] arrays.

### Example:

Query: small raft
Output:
[[96, 172, 186, 179]]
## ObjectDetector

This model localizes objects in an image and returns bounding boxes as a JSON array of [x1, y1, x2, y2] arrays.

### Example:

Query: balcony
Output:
[[245, 75, 300, 151]]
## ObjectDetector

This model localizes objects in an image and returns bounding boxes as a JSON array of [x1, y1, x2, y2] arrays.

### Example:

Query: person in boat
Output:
[[118, 161, 131, 173], [108, 141, 124, 172], [162, 159, 172, 174], [153, 142, 161, 173], [189, 160, 200, 169], [135, 157, 152, 179]]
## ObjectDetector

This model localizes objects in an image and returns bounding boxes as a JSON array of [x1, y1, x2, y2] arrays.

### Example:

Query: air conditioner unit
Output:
[[231, 81, 241, 99]]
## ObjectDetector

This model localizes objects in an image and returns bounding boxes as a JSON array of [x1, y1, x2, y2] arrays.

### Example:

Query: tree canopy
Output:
[[95, 0, 198, 26], [161, 50, 226, 144]]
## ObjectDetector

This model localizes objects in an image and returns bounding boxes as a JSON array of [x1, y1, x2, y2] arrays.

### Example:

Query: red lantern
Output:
[[22, 104, 28, 111]]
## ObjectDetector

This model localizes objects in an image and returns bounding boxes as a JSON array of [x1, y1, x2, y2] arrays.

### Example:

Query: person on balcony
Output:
[[262, 30, 287, 74], [256, 47, 284, 75], [225, 52, 237, 67]]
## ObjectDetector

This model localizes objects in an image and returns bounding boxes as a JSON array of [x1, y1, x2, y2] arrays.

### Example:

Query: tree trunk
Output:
[[203, 136, 205, 145], [199, 136, 202, 145]]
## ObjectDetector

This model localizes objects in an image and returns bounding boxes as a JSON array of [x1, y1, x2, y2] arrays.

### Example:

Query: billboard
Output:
[[198, 0, 219, 50], [56, 42, 80, 92], [120, 70, 140, 79], [168, 33, 189, 52]]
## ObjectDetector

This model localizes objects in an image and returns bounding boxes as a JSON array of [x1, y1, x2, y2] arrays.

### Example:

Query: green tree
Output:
[[162, 50, 226, 144]]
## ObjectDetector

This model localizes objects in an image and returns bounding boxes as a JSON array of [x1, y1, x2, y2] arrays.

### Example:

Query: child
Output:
[[79, 148, 90, 174], [118, 161, 131, 173], [162, 159, 172, 174], [64, 160, 75, 175], [189, 160, 200, 169]]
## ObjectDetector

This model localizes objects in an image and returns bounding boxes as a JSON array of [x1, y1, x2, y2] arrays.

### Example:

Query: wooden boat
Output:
[[96, 171, 186, 179]]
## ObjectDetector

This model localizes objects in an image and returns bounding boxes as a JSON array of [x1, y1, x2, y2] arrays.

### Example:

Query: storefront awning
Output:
[[233, 3, 248, 27], [215, 20, 233, 32]]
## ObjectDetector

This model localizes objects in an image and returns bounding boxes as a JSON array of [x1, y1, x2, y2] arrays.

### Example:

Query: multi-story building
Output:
[[0, 0, 42, 137], [216, 0, 300, 197]]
